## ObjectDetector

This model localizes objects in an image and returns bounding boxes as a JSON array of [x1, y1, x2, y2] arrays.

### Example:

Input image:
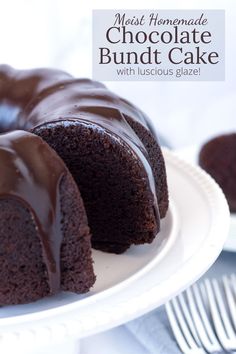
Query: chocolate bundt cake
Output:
[[0, 131, 95, 305], [0, 65, 168, 256], [199, 133, 236, 212]]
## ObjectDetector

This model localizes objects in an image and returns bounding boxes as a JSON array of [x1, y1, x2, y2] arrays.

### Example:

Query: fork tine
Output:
[[230, 274, 236, 299], [222, 275, 236, 331], [212, 278, 236, 339], [186, 286, 221, 352], [178, 292, 201, 347], [204, 278, 235, 350], [166, 301, 192, 353], [166, 299, 204, 353], [192, 283, 222, 351]]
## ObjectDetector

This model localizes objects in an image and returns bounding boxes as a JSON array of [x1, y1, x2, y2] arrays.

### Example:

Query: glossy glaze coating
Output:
[[0, 65, 160, 217], [0, 130, 66, 294]]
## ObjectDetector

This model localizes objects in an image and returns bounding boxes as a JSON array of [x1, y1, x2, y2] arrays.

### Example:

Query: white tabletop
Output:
[[81, 326, 148, 354]]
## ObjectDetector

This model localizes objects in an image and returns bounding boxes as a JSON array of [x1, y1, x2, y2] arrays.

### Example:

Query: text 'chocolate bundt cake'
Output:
[[199, 133, 236, 212], [0, 65, 169, 304]]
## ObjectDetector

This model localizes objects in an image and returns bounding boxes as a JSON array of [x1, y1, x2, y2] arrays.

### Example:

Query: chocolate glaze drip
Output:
[[0, 66, 162, 276], [0, 65, 159, 216], [0, 130, 66, 294]]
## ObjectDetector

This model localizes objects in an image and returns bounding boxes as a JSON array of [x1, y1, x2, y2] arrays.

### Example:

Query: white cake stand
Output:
[[0, 149, 230, 354]]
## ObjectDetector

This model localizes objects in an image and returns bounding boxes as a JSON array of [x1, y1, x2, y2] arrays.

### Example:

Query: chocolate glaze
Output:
[[0, 130, 66, 294], [0, 66, 166, 279], [0, 65, 160, 219]]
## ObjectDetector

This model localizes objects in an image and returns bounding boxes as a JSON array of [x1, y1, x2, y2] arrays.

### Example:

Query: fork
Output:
[[165, 274, 236, 354]]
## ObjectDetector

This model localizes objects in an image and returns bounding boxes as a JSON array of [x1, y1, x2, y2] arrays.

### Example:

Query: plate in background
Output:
[[175, 145, 236, 252]]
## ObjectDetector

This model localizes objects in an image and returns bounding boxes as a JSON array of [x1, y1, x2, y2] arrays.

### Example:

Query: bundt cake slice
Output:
[[33, 117, 160, 254], [0, 131, 95, 305], [199, 133, 236, 212]]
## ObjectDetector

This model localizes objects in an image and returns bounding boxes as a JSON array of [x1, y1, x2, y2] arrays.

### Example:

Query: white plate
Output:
[[0, 149, 230, 354], [175, 145, 236, 252]]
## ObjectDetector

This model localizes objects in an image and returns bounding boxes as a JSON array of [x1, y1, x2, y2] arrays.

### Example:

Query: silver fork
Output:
[[165, 274, 236, 354]]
